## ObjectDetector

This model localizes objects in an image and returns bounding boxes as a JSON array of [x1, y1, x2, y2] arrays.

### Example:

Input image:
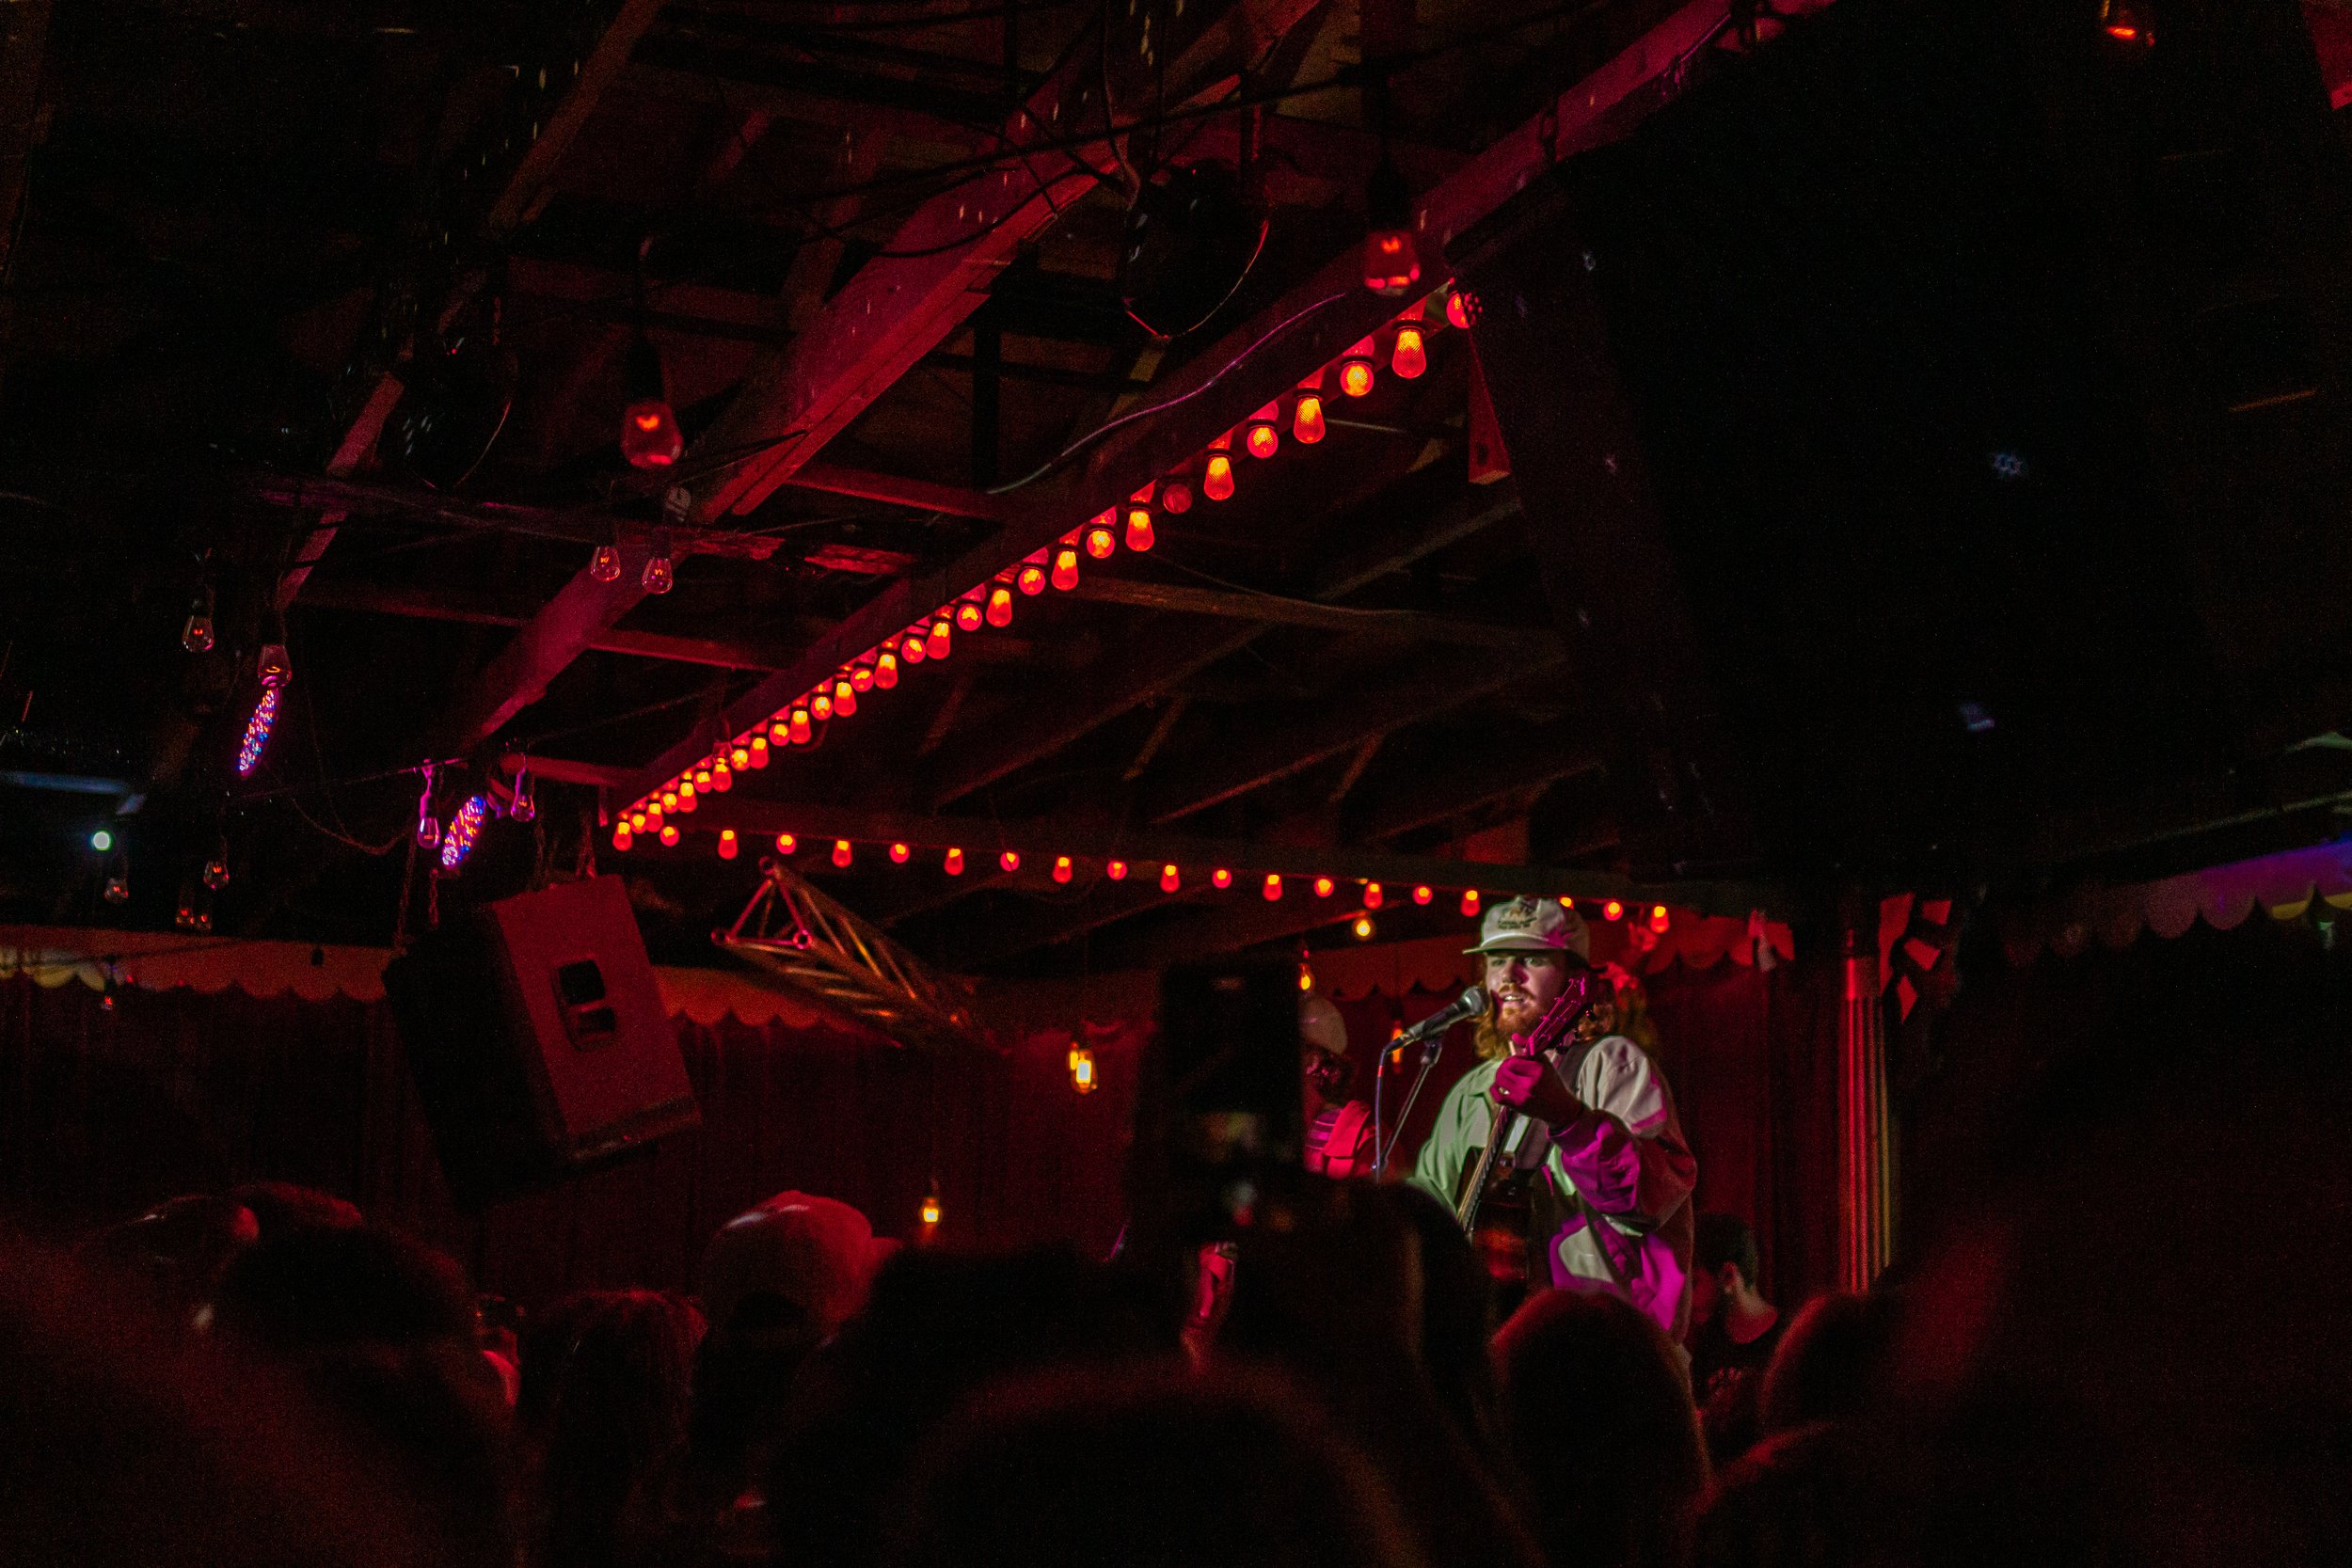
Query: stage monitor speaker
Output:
[[383, 875, 698, 1208], [1465, 0, 2352, 879]]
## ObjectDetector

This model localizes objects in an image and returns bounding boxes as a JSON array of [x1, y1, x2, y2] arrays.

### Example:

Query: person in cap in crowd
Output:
[[1687, 1213, 1784, 1464], [1301, 993, 1375, 1180], [1409, 897, 1696, 1338]]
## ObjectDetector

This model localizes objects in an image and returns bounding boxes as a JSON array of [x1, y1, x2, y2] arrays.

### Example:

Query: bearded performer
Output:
[[1409, 897, 1696, 1338]]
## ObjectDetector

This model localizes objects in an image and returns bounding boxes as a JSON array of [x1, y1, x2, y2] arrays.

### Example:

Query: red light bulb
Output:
[[999, 849, 1021, 873], [1213, 868, 1232, 890], [927, 620, 952, 659], [659, 823, 680, 847], [1313, 876, 1334, 898], [1391, 325, 1426, 379], [730, 744, 752, 769], [1084, 526, 1116, 559], [834, 680, 857, 717], [789, 708, 812, 744], [1292, 393, 1326, 444], [1124, 508, 1155, 552], [1363, 881, 1384, 909], [675, 783, 698, 814], [1106, 859, 1128, 881], [711, 762, 734, 792], [945, 847, 964, 875], [612, 823, 633, 851], [833, 839, 853, 868], [1245, 405, 1279, 458], [1363, 228, 1422, 295], [901, 632, 926, 664], [1052, 855, 1073, 883], [1018, 564, 1047, 595], [1413, 884, 1433, 906], [1460, 889, 1481, 917], [775, 832, 797, 854], [1603, 898, 1624, 921], [1263, 873, 1283, 902], [621, 401, 683, 469], [1051, 549, 1079, 591], [717, 829, 739, 860], [693, 768, 711, 791], [1202, 453, 1235, 500], [749, 736, 770, 768], [1340, 340, 1377, 397], [1160, 863, 1181, 893], [1161, 483, 1193, 515], [628, 812, 646, 832], [1445, 289, 1480, 330], [812, 691, 834, 721], [889, 842, 910, 863], [1649, 904, 1671, 934], [876, 651, 899, 688], [956, 600, 983, 632], [987, 586, 1014, 626], [850, 664, 875, 693]]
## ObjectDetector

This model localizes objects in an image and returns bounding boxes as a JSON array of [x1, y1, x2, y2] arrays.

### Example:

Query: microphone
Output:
[[1398, 986, 1486, 1051]]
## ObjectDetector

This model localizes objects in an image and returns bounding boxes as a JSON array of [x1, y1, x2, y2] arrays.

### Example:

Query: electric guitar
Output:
[[1453, 970, 1602, 1281]]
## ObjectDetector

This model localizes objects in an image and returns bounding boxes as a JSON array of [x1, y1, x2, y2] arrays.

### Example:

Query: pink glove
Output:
[[1491, 1053, 1583, 1127]]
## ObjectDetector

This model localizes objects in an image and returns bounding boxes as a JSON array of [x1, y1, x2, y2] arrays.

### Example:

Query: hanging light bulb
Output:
[[103, 871, 131, 904], [1245, 404, 1280, 459], [998, 849, 1021, 873], [235, 686, 281, 777], [660, 787, 679, 812], [1084, 524, 1116, 560], [659, 823, 680, 847], [1339, 339, 1377, 398], [2099, 0, 2154, 45], [1354, 914, 1375, 940], [986, 586, 1015, 626], [1213, 868, 1232, 889], [717, 829, 739, 860], [900, 631, 926, 664], [1362, 155, 1422, 295], [1161, 482, 1193, 515], [1292, 374, 1327, 444], [621, 334, 685, 467], [1649, 904, 1671, 934], [1313, 876, 1335, 898], [789, 708, 812, 744], [945, 846, 965, 875], [1298, 962, 1315, 992], [1603, 898, 1624, 921], [1459, 889, 1481, 917], [693, 768, 712, 792], [1124, 507, 1155, 553], [889, 842, 910, 863], [729, 744, 751, 769], [1412, 884, 1433, 905], [612, 822, 634, 851], [1445, 288, 1481, 330], [812, 691, 834, 721], [1263, 873, 1283, 901], [1391, 325, 1427, 379], [199, 853, 229, 891], [510, 764, 538, 820], [956, 598, 984, 632], [1071, 1046, 1097, 1095], [1106, 859, 1128, 881], [1203, 451, 1235, 501], [749, 735, 771, 767], [1018, 562, 1047, 594], [1160, 863, 1181, 893], [920, 1182, 943, 1228], [922, 618, 949, 659], [833, 679, 857, 717], [1051, 548, 1080, 591], [875, 652, 899, 689], [590, 539, 623, 582], [675, 781, 697, 813], [1052, 855, 1073, 883], [775, 832, 797, 854], [641, 527, 675, 594], [711, 763, 735, 795], [850, 664, 875, 693], [415, 768, 440, 849], [1363, 881, 1384, 910], [440, 795, 487, 872], [628, 812, 646, 832], [182, 585, 217, 654], [832, 839, 853, 868]]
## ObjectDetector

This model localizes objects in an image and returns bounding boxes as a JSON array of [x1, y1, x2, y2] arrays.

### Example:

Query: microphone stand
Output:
[[1375, 1029, 1452, 1178]]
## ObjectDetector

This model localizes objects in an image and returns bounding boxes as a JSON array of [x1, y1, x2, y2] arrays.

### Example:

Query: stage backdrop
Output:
[[0, 934, 1837, 1311]]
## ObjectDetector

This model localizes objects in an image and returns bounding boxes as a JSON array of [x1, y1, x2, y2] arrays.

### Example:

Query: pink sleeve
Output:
[[1549, 1039, 1696, 1225]]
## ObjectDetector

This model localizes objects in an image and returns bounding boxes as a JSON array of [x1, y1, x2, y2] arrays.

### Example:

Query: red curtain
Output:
[[0, 974, 1141, 1307]]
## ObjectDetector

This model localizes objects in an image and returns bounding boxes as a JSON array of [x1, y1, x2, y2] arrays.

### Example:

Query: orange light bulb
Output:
[[612, 824, 634, 851], [1081, 526, 1115, 561], [1052, 855, 1073, 883], [901, 632, 926, 663], [1202, 453, 1235, 500], [1051, 548, 1079, 591], [1413, 884, 1434, 905], [1124, 508, 1155, 552], [1213, 868, 1232, 890], [999, 849, 1021, 873], [1313, 876, 1334, 898], [628, 812, 646, 832], [812, 692, 834, 721], [789, 708, 812, 744], [749, 736, 770, 767], [1263, 873, 1283, 901], [775, 832, 797, 854], [1391, 325, 1426, 379], [889, 842, 910, 863], [659, 823, 679, 847], [730, 745, 751, 769], [1353, 914, 1375, 940], [876, 652, 899, 689], [692, 769, 711, 791], [660, 789, 677, 812], [850, 664, 875, 693], [1106, 859, 1128, 881], [711, 762, 733, 792], [1245, 408, 1279, 459], [1160, 863, 1181, 893], [834, 680, 857, 717], [1460, 889, 1481, 917], [956, 600, 983, 632], [1018, 564, 1047, 595], [987, 586, 1014, 626], [945, 847, 964, 875], [717, 829, 739, 860], [832, 839, 853, 868], [1292, 393, 1326, 444], [927, 620, 951, 659], [1363, 881, 1384, 909], [1650, 904, 1671, 934]]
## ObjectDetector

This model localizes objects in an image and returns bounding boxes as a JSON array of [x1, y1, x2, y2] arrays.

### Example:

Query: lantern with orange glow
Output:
[[620, 336, 684, 468], [1070, 1047, 1097, 1095]]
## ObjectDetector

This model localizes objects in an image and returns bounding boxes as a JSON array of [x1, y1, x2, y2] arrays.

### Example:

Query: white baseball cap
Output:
[[1298, 994, 1348, 1056], [1464, 895, 1592, 959]]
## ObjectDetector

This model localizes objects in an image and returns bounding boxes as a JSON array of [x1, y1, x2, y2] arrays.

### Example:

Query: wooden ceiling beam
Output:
[[1345, 729, 1603, 842], [1062, 574, 1558, 652]]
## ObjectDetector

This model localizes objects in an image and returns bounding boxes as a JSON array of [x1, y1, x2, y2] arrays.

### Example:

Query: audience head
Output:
[[889, 1365, 1423, 1568], [214, 1221, 476, 1353], [1689, 1421, 1900, 1568], [1491, 1289, 1708, 1568], [80, 1192, 260, 1322], [1691, 1213, 1763, 1325], [533, 1290, 702, 1568], [1756, 1293, 1884, 1438], [228, 1181, 364, 1241], [698, 1191, 890, 1351], [1371, 1181, 1502, 1454]]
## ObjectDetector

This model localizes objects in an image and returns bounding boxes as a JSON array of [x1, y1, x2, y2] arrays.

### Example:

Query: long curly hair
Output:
[[1471, 963, 1654, 1061]]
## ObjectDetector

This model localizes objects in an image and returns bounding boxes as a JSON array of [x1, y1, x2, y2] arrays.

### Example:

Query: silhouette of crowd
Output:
[[5, 933, 2342, 1568]]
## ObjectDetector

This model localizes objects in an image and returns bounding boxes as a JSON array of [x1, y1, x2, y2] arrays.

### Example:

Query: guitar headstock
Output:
[[1510, 965, 1603, 1057]]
